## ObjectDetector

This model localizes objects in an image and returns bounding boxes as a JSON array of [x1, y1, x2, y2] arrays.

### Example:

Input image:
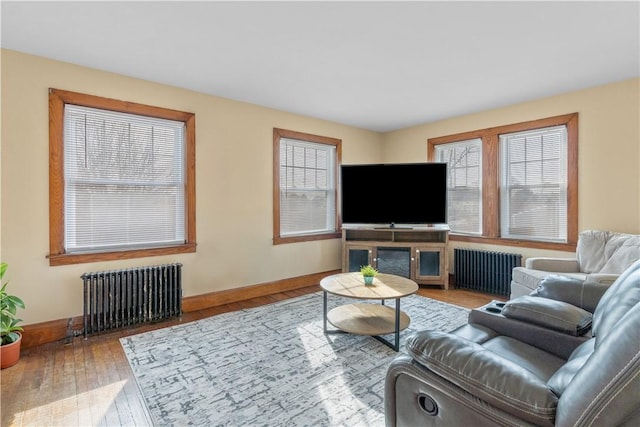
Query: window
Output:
[[428, 113, 578, 251], [49, 89, 196, 265], [273, 128, 341, 244], [500, 126, 568, 242], [434, 138, 482, 235]]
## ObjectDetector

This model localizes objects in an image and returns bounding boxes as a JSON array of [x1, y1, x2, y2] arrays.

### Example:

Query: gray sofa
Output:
[[510, 229, 640, 299], [385, 259, 640, 427]]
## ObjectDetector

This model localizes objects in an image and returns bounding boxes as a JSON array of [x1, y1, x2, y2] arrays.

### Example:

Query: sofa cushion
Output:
[[482, 336, 566, 380], [592, 259, 640, 340], [546, 353, 590, 397], [577, 230, 609, 273], [554, 302, 640, 427], [450, 323, 497, 344], [577, 230, 640, 274], [546, 339, 595, 396], [600, 233, 640, 274]]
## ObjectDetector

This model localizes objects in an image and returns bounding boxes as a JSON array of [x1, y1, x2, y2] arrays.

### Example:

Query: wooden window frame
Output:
[[428, 113, 578, 251], [434, 138, 483, 236], [273, 128, 342, 245], [48, 88, 196, 266]]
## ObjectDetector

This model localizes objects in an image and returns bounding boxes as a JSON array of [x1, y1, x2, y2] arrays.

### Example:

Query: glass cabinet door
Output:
[[376, 247, 411, 278], [345, 245, 373, 272], [414, 247, 444, 281]]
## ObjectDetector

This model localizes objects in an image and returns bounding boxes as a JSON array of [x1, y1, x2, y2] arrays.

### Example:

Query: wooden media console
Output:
[[341, 225, 450, 289]]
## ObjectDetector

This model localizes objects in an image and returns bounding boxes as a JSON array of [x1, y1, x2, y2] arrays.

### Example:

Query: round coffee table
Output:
[[320, 272, 419, 351]]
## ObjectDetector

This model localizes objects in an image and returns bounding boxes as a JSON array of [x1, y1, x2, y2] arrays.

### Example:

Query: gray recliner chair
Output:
[[385, 259, 640, 426]]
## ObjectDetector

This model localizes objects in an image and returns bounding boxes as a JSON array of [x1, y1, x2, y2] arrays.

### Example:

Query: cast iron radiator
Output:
[[81, 263, 182, 338], [454, 249, 522, 296]]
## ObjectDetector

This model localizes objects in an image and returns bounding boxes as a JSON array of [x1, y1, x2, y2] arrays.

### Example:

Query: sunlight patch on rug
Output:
[[120, 292, 469, 426]]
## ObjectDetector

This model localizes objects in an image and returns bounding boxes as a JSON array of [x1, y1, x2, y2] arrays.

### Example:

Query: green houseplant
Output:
[[1, 262, 25, 368], [360, 264, 378, 285]]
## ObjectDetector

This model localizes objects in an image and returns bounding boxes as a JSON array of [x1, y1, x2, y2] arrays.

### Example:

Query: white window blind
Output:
[[435, 139, 482, 235], [64, 105, 186, 253], [279, 138, 336, 237], [500, 125, 568, 242]]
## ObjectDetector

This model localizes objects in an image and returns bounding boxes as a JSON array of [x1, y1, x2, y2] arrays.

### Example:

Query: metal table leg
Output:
[[323, 290, 327, 333], [324, 293, 403, 351], [373, 298, 401, 351]]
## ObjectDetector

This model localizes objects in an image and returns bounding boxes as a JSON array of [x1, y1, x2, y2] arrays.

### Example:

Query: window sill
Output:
[[48, 243, 197, 266], [273, 232, 341, 245], [449, 234, 577, 252]]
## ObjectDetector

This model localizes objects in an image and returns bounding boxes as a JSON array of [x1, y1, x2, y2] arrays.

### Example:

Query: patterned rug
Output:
[[120, 292, 470, 426]]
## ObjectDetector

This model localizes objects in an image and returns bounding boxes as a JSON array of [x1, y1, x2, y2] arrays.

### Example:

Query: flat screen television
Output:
[[340, 162, 447, 227]]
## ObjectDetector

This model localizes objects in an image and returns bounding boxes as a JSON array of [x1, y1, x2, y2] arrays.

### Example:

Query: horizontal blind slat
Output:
[[64, 105, 186, 252], [435, 138, 482, 235], [279, 137, 336, 235], [500, 125, 568, 242]]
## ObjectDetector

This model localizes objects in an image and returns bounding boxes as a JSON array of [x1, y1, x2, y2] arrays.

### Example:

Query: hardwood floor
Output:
[[0, 285, 502, 427]]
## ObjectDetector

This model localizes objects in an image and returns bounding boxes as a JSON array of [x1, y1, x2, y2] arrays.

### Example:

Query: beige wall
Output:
[[382, 77, 640, 265], [2, 49, 639, 325], [0, 49, 382, 325]]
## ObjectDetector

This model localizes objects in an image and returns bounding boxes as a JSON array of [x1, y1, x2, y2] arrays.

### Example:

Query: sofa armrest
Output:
[[385, 355, 543, 427], [526, 257, 579, 272], [502, 296, 592, 336], [584, 273, 619, 286], [468, 304, 588, 359], [531, 274, 610, 312], [405, 331, 558, 426]]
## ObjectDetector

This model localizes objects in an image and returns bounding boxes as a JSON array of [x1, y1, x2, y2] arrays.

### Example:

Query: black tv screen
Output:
[[340, 163, 447, 226]]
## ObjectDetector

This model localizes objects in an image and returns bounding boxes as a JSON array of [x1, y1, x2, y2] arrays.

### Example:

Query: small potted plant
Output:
[[360, 264, 378, 285], [1, 262, 26, 369]]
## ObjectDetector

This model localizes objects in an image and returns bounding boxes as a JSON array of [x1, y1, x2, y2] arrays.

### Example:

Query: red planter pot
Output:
[[1, 332, 22, 369]]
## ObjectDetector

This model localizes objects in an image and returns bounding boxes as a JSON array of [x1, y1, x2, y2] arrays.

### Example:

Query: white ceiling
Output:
[[2, 1, 639, 132]]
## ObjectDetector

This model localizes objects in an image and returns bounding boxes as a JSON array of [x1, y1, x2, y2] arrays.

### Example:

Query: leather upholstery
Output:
[[468, 304, 588, 359], [385, 259, 640, 427], [501, 296, 592, 336], [592, 260, 640, 338], [531, 274, 609, 312]]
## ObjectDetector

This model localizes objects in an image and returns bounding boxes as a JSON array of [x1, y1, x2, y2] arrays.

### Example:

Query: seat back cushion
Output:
[[554, 302, 640, 427], [576, 230, 610, 273], [546, 339, 594, 396], [592, 259, 640, 339], [600, 233, 640, 274]]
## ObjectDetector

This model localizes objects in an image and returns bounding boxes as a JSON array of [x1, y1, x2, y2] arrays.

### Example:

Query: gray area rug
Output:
[[120, 292, 470, 426]]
